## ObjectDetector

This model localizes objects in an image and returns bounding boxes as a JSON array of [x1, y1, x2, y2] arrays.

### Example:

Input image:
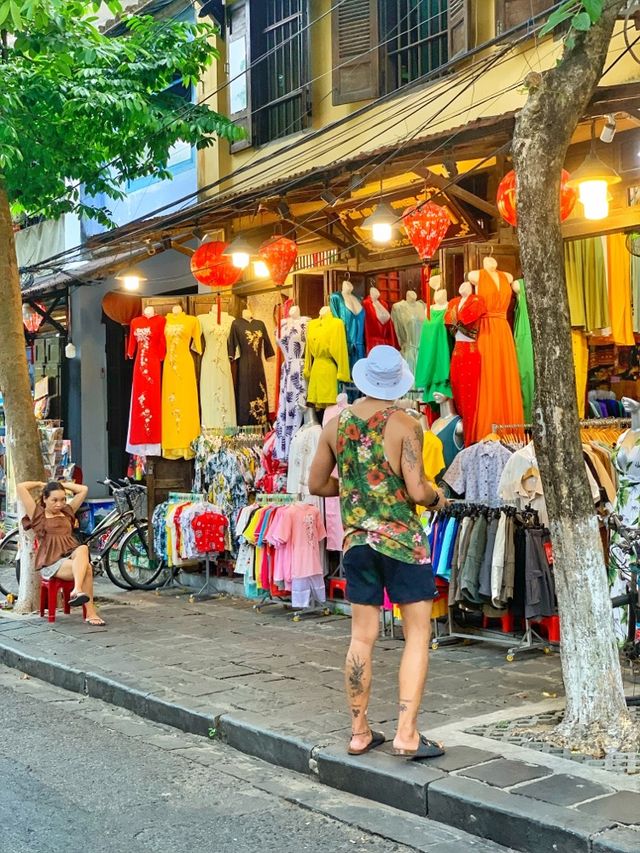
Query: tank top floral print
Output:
[[336, 406, 430, 565]]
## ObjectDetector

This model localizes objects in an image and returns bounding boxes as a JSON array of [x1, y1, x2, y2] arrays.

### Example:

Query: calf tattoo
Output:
[[347, 655, 366, 697]]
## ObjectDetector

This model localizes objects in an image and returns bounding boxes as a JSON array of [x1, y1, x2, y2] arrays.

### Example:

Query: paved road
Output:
[[0, 665, 512, 853]]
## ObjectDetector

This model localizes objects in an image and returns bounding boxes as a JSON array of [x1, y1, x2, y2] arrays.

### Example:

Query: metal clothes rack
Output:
[[155, 491, 215, 598]]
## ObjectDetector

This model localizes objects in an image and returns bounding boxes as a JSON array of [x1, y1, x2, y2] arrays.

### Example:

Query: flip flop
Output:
[[85, 616, 106, 627], [69, 593, 90, 607], [393, 735, 445, 761], [347, 730, 386, 756]]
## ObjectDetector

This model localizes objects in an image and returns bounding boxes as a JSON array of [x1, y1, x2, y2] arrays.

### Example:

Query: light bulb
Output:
[[254, 260, 269, 278], [232, 251, 250, 269], [372, 222, 393, 243], [65, 342, 76, 359], [578, 180, 609, 220], [121, 275, 140, 291]]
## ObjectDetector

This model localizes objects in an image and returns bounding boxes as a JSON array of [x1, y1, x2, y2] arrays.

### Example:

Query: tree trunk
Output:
[[512, 1, 636, 754], [0, 180, 45, 614]]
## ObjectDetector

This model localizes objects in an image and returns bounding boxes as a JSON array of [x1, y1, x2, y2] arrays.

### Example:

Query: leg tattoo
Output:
[[347, 655, 366, 697]]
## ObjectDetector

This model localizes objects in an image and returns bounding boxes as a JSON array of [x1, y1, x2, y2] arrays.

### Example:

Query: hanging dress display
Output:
[[161, 312, 202, 460], [329, 291, 365, 370], [474, 270, 524, 443], [199, 311, 236, 430], [513, 280, 535, 424], [303, 314, 350, 407], [126, 313, 166, 457], [228, 316, 275, 427], [445, 294, 486, 442], [610, 432, 640, 643], [362, 295, 399, 353], [415, 309, 452, 403], [391, 298, 426, 378], [274, 317, 308, 461]]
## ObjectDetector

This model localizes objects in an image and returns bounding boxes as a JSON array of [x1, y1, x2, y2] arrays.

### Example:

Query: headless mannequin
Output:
[[468, 256, 515, 291], [288, 305, 301, 320], [406, 289, 418, 303], [319, 305, 331, 318], [619, 397, 640, 452], [172, 305, 183, 315], [431, 391, 464, 438], [455, 282, 474, 343], [342, 280, 363, 315], [431, 289, 449, 312], [300, 404, 319, 427], [242, 307, 253, 322], [143, 306, 155, 319], [368, 286, 390, 324]]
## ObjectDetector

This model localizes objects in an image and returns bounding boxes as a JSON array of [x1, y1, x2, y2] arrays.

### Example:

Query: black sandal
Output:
[[347, 729, 386, 756], [69, 593, 90, 607], [393, 735, 445, 761]]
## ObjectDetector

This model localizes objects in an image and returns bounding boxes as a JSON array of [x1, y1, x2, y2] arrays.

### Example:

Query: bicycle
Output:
[[0, 479, 167, 599]]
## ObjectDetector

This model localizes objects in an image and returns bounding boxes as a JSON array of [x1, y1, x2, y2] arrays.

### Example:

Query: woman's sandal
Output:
[[347, 729, 386, 756], [393, 735, 445, 761], [85, 616, 106, 627], [69, 593, 90, 607]]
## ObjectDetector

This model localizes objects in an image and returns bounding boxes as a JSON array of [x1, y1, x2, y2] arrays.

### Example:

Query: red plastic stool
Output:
[[482, 612, 516, 633], [328, 577, 348, 601], [40, 577, 87, 623]]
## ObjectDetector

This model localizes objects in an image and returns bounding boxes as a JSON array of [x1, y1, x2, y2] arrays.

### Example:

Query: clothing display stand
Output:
[[432, 611, 551, 661], [188, 552, 221, 603], [155, 491, 207, 597]]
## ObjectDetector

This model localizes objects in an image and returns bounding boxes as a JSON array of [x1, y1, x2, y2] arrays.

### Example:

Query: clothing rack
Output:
[[156, 492, 215, 596]]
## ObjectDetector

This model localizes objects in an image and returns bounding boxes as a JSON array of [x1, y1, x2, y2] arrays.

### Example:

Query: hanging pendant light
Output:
[[116, 266, 147, 291], [362, 202, 396, 244], [222, 234, 255, 269], [567, 124, 621, 221]]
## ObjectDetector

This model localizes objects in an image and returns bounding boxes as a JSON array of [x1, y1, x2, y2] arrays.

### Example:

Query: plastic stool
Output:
[[40, 577, 87, 623], [328, 577, 347, 601], [482, 612, 516, 633]]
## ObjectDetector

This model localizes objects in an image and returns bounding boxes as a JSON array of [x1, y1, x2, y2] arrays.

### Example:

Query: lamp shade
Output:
[[497, 169, 577, 227], [190, 241, 243, 288], [402, 201, 451, 261], [101, 291, 143, 325], [258, 236, 298, 286]]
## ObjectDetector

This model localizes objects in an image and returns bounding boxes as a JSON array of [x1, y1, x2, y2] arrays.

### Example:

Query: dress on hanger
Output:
[[274, 317, 308, 461], [362, 295, 399, 353], [228, 317, 275, 427], [199, 312, 236, 430], [329, 292, 365, 370], [474, 269, 524, 442], [611, 433, 640, 642], [287, 422, 322, 495], [513, 280, 535, 423], [303, 314, 350, 407], [162, 313, 202, 460], [127, 313, 166, 456], [391, 299, 426, 377], [445, 294, 486, 442], [322, 398, 348, 551], [415, 310, 452, 403]]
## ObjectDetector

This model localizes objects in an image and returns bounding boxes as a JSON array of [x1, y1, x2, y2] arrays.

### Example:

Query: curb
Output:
[[0, 638, 635, 853]]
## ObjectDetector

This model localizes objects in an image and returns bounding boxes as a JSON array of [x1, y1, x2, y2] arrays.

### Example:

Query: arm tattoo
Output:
[[402, 425, 427, 482], [347, 655, 366, 697]]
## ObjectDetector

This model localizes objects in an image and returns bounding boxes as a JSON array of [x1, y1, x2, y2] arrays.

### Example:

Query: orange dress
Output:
[[473, 270, 524, 442]]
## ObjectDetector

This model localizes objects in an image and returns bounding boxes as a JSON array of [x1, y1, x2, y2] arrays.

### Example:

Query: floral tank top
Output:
[[336, 406, 430, 565]]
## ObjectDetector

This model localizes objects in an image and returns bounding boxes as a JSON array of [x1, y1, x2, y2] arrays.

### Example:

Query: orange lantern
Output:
[[258, 236, 298, 286], [101, 291, 142, 325], [497, 169, 577, 227], [402, 202, 451, 261], [22, 302, 46, 334], [190, 241, 243, 288]]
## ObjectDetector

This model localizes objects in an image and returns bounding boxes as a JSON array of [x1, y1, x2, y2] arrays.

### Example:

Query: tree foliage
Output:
[[0, 0, 243, 225], [541, 0, 605, 51]]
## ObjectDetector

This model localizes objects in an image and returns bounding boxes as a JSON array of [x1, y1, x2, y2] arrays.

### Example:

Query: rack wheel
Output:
[[431, 641, 439, 651], [254, 605, 262, 613], [323, 608, 331, 616], [154, 589, 160, 596], [293, 615, 301, 622], [544, 646, 552, 655], [188, 595, 195, 604], [506, 653, 515, 662]]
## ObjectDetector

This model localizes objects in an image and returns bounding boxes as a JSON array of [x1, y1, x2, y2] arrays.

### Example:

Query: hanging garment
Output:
[[442, 439, 512, 506], [422, 430, 446, 481], [228, 317, 275, 427], [415, 309, 452, 403], [323, 399, 348, 551], [513, 280, 535, 423], [329, 292, 366, 370], [606, 233, 635, 346], [199, 312, 236, 430], [126, 313, 166, 456], [303, 314, 350, 407], [391, 298, 426, 377], [431, 415, 463, 469], [564, 237, 609, 332], [571, 330, 589, 418], [287, 422, 322, 495], [254, 430, 288, 495], [161, 312, 202, 460], [611, 431, 640, 643], [632, 255, 640, 335], [445, 294, 486, 441], [362, 295, 399, 353], [473, 270, 524, 443], [274, 318, 308, 461]]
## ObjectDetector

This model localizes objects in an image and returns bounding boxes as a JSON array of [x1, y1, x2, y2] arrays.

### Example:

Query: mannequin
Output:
[[368, 286, 390, 323], [431, 391, 463, 467], [172, 304, 183, 315], [199, 305, 236, 429], [274, 305, 309, 460], [228, 308, 275, 426], [415, 289, 451, 403], [391, 288, 427, 378], [304, 307, 350, 406], [319, 305, 331, 317], [287, 402, 323, 495], [302, 404, 320, 427], [406, 289, 418, 303], [288, 304, 301, 320], [126, 307, 166, 456], [431, 289, 448, 311], [143, 305, 155, 319], [362, 286, 398, 353], [330, 282, 365, 387], [242, 307, 254, 322], [466, 254, 524, 441], [342, 280, 363, 315], [162, 306, 202, 459]]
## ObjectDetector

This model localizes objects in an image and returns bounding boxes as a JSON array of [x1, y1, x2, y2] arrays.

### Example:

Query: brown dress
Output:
[[22, 504, 79, 572]]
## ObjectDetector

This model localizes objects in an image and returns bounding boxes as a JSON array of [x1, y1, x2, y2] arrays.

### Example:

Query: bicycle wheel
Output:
[[0, 529, 20, 599], [118, 525, 166, 590]]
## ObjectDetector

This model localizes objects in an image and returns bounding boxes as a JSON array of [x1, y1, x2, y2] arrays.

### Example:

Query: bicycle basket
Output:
[[114, 487, 147, 521]]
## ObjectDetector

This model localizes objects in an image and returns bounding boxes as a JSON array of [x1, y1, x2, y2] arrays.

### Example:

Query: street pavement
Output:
[[0, 665, 513, 853]]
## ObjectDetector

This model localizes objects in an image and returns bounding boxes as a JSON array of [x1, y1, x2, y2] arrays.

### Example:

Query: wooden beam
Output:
[[412, 166, 499, 217]]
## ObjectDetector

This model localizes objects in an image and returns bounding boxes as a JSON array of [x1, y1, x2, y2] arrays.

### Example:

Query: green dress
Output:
[[513, 279, 535, 423], [415, 308, 451, 403]]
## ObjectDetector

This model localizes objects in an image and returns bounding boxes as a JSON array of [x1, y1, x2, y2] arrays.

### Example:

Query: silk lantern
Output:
[[497, 169, 577, 227], [22, 302, 46, 334], [402, 202, 451, 261], [258, 236, 298, 286], [101, 291, 143, 325], [190, 240, 243, 288]]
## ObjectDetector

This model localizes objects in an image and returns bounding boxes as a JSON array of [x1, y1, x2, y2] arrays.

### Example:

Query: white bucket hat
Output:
[[351, 345, 414, 401]]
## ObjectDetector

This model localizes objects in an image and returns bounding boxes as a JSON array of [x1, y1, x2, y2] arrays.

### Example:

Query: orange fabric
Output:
[[606, 233, 635, 346], [472, 269, 525, 443]]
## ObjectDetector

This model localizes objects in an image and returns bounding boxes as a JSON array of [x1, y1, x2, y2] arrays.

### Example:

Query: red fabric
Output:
[[191, 511, 228, 554], [127, 314, 166, 447], [449, 342, 481, 444], [362, 296, 399, 354]]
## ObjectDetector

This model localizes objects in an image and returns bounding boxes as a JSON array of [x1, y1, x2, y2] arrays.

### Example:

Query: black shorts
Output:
[[343, 544, 437, 606]]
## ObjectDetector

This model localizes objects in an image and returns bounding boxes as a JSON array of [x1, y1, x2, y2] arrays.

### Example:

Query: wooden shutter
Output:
[[495, 0, 549, 35], [331, 0, 380, 105], [227, 0, 252, 150], [448, 0, 470, 59]]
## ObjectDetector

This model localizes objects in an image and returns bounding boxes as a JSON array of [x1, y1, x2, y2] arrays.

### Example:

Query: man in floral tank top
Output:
[[309, 346, 447, 760]]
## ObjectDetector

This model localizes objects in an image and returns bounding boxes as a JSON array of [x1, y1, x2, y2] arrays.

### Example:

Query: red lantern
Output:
[[402, 202, 451, 261], [190, 241, 243, 288], [258, 236, 298, 286], [497, 169, 577, 227], [22, 302, 46, 334], [101, 291, 142, 325]]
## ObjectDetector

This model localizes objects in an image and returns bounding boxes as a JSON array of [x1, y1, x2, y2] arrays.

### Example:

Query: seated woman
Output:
[[17, 480, 105, 627]]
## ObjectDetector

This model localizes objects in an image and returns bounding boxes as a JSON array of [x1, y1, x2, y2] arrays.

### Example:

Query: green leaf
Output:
[[539, 0, 575, 36], [9, 0, 21, 27], [572, 11, 592, 31], [582, 0, 603, 23]]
